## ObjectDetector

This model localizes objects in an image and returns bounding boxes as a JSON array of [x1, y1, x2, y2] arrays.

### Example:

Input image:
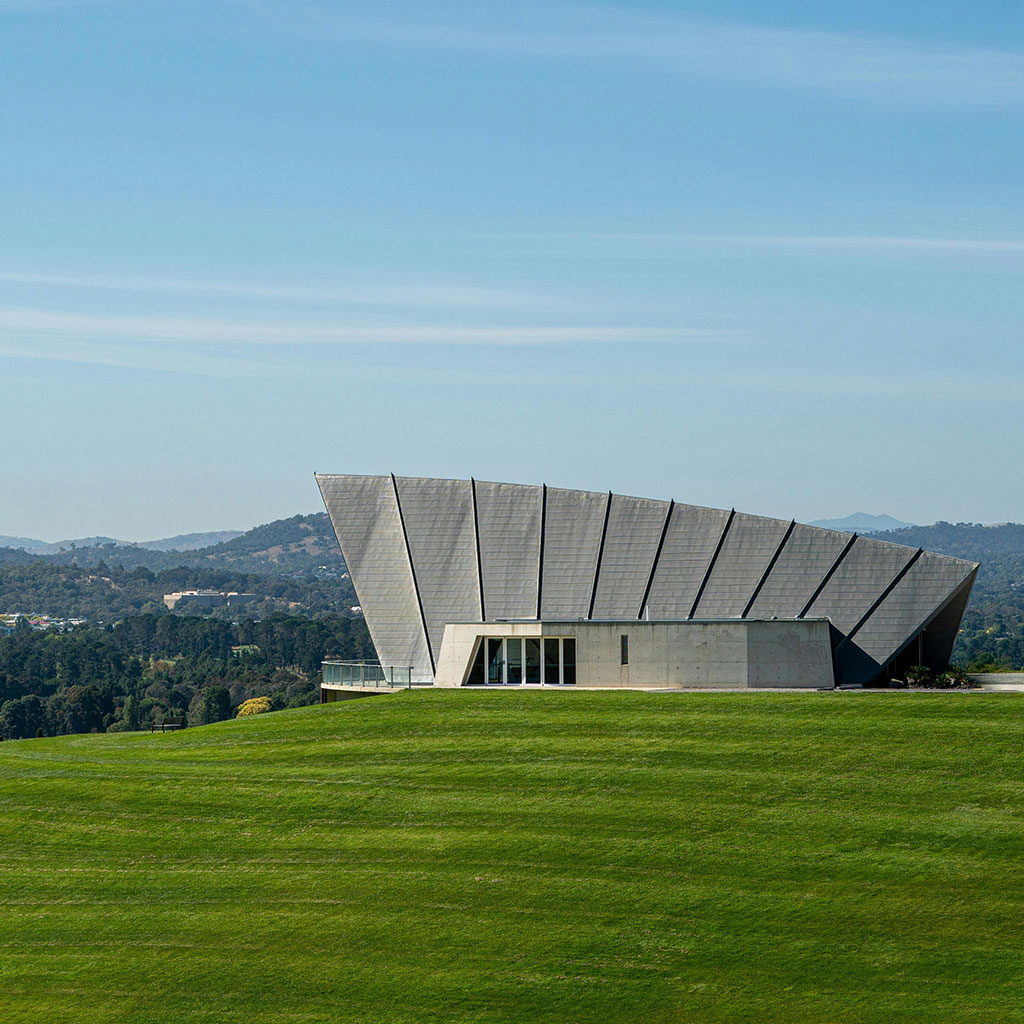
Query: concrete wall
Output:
[[434, 619, 834, 689], [321, 687, 387, 703]]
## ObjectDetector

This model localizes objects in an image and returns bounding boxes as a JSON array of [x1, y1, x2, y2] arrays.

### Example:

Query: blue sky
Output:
[[2, 0, 1023, 539]]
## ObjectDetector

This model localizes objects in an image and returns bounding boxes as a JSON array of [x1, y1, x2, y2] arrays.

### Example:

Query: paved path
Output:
[[968, 673, 1024, 692]]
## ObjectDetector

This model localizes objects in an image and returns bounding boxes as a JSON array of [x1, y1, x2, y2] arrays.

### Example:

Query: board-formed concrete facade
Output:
[[433, 619, 835, 689], [316, 474, 978, 688]]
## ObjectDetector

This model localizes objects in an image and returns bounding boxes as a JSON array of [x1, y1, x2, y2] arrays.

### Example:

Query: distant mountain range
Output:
[[807, 513, 916, 533], [0, 514, 342, 576], [8, 511, 1021, 583], [0, 535, 47, 550], [0, 530, 244, 554]]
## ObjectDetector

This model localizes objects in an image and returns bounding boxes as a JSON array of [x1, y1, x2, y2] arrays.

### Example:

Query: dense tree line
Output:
[[0, 613, 373, 739], [872, 522, 1024, 562], [0, 562, 357, 623], [955, 597, 1024, 671]]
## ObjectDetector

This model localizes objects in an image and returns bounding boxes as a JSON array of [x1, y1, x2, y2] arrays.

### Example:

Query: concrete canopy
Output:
[[316, 474, 978, 686]]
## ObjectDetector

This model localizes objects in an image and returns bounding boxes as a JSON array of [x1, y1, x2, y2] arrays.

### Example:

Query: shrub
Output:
[[905, 665, 933, 687], [936, 666, 974, 689], [236, 696, 272, 718], [903, 664, 974, 689]]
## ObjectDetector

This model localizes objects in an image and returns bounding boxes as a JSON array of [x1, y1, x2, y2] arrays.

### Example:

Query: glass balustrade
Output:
[[321, 661, 417, 688]]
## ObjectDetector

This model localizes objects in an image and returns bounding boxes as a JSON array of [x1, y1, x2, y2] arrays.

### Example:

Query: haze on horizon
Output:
[[3, 0, 1022, 540]]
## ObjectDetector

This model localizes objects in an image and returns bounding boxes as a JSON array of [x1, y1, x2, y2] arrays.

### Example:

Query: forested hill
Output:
[[867, 521, 1024, 598], [0, 514, 343, 576], [868, 522, 1024, 565], [181, 513, 343, 573], [0, 562, 358, 623]]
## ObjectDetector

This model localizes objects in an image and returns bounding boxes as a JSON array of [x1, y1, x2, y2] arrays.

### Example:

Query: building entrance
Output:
[[474, 636, 576, 685]]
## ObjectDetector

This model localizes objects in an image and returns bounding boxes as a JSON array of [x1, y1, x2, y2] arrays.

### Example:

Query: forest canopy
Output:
[[0, 613, 373, 739]]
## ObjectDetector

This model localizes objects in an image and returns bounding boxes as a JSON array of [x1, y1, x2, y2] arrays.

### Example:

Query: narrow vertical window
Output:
[[620, 634, 629, 665]]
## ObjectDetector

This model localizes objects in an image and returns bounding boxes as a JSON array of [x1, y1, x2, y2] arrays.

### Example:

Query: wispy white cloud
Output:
[[577, 233, 1024, 254], [7, 333, 1022, 406], [8, 1, 1024, 105], [0, 270, 561, 312], [11, 1, 1024, 105], [0, 0, 123, 9], [238, 1, 1024, 106], [621, 366, 1024, 404], [0, 340, 241, 380], [0, 306, 731, 347]]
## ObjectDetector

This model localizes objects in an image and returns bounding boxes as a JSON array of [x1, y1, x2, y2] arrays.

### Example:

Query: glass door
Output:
[[506, 638, 523, 684], [543, 638, 560, 685], [525, 638, 542, 684], [480, 637, 576, 685], [487, 638, 504, 684]]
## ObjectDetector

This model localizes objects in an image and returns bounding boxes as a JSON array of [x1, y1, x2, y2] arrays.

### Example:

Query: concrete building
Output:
[[163, 590, 257, 611], [316, 474, 978, 691]]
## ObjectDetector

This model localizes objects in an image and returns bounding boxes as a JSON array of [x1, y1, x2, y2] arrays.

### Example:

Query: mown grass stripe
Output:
[[1, 690, 1023, 1023]]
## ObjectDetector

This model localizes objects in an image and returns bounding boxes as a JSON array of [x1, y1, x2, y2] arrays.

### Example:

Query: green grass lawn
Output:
[[2, 690, 1024, 1023]]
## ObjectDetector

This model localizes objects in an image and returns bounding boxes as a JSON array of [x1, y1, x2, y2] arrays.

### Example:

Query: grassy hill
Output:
[[2, 690, 1023, 1023]]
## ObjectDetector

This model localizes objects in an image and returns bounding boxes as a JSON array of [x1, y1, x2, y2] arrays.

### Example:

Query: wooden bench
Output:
[[152, 716, 185, 733]]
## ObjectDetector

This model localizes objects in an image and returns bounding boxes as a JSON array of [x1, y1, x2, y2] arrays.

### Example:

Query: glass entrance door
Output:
[[476, 637, 575, 685]]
